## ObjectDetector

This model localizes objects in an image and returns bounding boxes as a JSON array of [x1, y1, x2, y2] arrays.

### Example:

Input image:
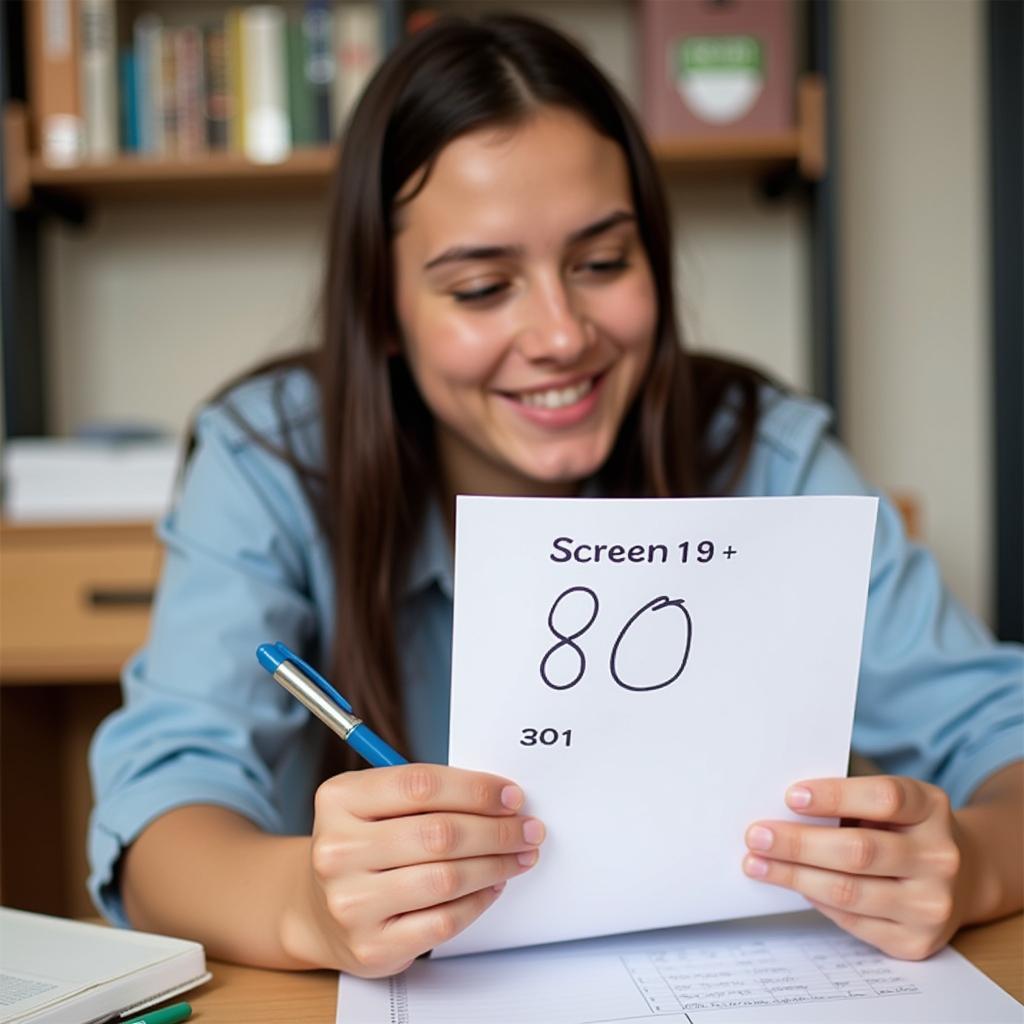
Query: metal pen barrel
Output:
[[273, 661, 362, 741]]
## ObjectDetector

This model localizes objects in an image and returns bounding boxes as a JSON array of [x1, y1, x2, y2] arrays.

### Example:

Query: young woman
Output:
[[88, 14, 1022, 979]]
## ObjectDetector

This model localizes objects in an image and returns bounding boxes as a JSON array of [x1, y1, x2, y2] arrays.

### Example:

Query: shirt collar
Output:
[[403, 495, 454, 600], [401, 482, 607, 602]]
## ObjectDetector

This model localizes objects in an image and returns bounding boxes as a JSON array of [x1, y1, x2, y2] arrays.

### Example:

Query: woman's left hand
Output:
[[743, 775, 967, 960]]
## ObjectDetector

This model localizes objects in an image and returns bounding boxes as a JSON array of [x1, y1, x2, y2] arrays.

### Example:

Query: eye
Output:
[[578, 258, 629, 276], [452, 281, 508, 304]]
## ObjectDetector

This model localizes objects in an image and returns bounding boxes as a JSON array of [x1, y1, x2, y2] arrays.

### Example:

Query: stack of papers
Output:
[[2, 438, 179, 522]]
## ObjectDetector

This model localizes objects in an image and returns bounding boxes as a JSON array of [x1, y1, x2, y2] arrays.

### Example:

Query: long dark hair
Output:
[[217, 14, 764, 764]]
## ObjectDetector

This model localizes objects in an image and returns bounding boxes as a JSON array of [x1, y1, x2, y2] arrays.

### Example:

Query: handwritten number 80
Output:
[[540, 586, 693, 692]]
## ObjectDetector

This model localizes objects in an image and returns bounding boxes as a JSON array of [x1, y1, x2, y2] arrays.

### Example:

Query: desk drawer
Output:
[[0, 523, 162, 682]]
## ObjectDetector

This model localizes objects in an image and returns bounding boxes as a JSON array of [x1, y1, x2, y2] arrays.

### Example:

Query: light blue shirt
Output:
[[87, 369, 1024, 926]]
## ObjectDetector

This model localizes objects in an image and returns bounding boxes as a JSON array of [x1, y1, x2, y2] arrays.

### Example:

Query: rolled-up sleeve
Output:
[[88, 398, 322, 925], [794, 431, 1024, 808]]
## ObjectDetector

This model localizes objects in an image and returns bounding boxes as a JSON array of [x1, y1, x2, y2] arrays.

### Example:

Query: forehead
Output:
[[395, 107, 634, 248]]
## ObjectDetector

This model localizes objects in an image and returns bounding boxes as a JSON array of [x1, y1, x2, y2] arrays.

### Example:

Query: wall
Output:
[[836, 0, 991, 622]]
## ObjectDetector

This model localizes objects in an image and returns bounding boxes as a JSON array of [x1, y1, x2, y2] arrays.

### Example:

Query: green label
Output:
[[679, 35, 762, 74]]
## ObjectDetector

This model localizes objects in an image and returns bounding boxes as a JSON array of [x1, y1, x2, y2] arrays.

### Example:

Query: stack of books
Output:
[[26, 0, 402, 168]]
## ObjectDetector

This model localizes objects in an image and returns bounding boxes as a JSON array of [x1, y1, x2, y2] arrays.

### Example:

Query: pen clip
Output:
[[272, 642, 354, 713]]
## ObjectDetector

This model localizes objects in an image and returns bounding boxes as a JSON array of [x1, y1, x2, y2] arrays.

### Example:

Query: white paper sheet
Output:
[[443, 496, 878, 956], [336, 912, 1023, 1024]]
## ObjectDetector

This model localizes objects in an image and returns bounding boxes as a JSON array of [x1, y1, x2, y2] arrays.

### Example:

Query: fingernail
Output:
[[517, 849, 539, 868], [745, 854, 769, 878], [522, 818, 545, 845], [492, 881, 507, 894], [501, 785, 523, 810], [747, 825, 774, 851], [787, 786, 812, 809]]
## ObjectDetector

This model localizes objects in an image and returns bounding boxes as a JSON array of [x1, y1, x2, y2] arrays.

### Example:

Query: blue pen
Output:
[[256, 641, 407, 767]]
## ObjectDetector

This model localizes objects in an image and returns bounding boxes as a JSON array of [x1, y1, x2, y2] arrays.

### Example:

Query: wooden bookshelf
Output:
[[4, 75, 826, 209]]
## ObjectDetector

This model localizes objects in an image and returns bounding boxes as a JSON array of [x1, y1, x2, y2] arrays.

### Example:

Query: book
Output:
[[133, 13, 162, 155], [159, 27, 178, 154], [0, 908, 210, 1024], [26, 0, 85, 166], [118, 48, 138, 152], [203, 22, 231, 151], [79, 0, 118, 160], [287, 15, 315, 147], [241, 5, 291, 163], [175, 25, 206, 158], [226, 6, 247, 153], [302, 0, 335, 144], [332, 2, 383, 133]]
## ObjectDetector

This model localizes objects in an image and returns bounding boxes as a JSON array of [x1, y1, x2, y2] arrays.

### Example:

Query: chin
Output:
[[520, 442, 610, 486]]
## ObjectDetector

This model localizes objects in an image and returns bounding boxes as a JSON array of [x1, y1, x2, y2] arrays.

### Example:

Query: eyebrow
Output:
[[422, 210, 637, 271]]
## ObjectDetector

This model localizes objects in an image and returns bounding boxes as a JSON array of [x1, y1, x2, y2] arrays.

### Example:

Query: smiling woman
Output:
[[87, 12, 1022, 980]]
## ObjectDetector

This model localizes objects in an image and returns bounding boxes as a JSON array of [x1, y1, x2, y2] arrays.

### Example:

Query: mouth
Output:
[[496, 371, 606, 428], [502, 373, 601, 410]]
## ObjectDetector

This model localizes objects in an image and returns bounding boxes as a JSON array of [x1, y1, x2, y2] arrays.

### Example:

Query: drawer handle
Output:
[[86, 587, 155, 608]]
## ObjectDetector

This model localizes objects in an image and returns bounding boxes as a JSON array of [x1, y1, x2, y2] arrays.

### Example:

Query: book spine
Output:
[[134, 14, 165, 155], [160, 28, 178, 154], [241, 5, 291, 163], [226, 6, 246, 153], [118, 48, 137, 152], [302, 0, 334, 143], [332, 2, 382, 133], [380, 0, 404, 54], [79, 0, 117, 160], [287, 17, 314, 148], [203, 23, 230, 151], [175, 25, 206, 157], [27, 0, 85, 166]]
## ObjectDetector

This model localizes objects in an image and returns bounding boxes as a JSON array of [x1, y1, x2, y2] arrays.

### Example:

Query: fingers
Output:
[[343, 884, 507, 977], [318, 764, 524, 821], [744, 822, 948, 879], [743, 854, 904, 920], [378, 883, 507, 962], [784, 776, 937, 827], [370, 811, 546, 870], [808, 901, 947, 962], [378, 852, 538, 917]]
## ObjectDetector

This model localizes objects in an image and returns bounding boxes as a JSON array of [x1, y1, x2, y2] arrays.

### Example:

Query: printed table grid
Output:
[[621, 935, 920, 1014]]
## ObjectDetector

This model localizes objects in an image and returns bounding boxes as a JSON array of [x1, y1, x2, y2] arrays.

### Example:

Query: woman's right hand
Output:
[[280, 763, 545, 976]]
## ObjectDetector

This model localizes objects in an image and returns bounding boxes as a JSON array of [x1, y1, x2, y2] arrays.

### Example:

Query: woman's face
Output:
[[392, 106, 658, 499]]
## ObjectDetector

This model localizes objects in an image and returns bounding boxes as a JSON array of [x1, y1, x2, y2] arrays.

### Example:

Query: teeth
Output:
[[518, 379, 594, 409]]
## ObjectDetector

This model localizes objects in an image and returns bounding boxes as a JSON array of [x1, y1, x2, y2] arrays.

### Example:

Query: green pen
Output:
[[120, 1002, 192, 1024]]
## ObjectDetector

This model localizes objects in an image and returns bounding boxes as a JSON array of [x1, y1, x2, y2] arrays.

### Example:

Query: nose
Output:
[[514, 278, 595, 363]]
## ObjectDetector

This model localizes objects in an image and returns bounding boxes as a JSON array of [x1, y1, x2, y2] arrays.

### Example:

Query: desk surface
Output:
[[185, 913, 1023, 1020]]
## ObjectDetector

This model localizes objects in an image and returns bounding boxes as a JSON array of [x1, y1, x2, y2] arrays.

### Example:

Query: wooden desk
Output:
[[183, 914, 1024, 1020]]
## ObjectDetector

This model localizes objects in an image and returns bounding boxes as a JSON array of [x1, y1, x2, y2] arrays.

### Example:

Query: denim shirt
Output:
[[87, 370, 1024, 926]]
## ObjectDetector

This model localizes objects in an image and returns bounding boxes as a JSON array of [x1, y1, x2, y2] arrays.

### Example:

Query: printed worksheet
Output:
[[337, 911, 1023, 1023], [443, 496, 878, 957]]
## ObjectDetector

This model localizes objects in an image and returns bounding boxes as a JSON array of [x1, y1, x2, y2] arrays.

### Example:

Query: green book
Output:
[[287, 17, 314, 147]]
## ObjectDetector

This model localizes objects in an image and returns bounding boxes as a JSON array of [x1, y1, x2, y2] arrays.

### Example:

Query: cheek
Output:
[[402, 304, 507, 402], [596, 270, 658, 357]]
